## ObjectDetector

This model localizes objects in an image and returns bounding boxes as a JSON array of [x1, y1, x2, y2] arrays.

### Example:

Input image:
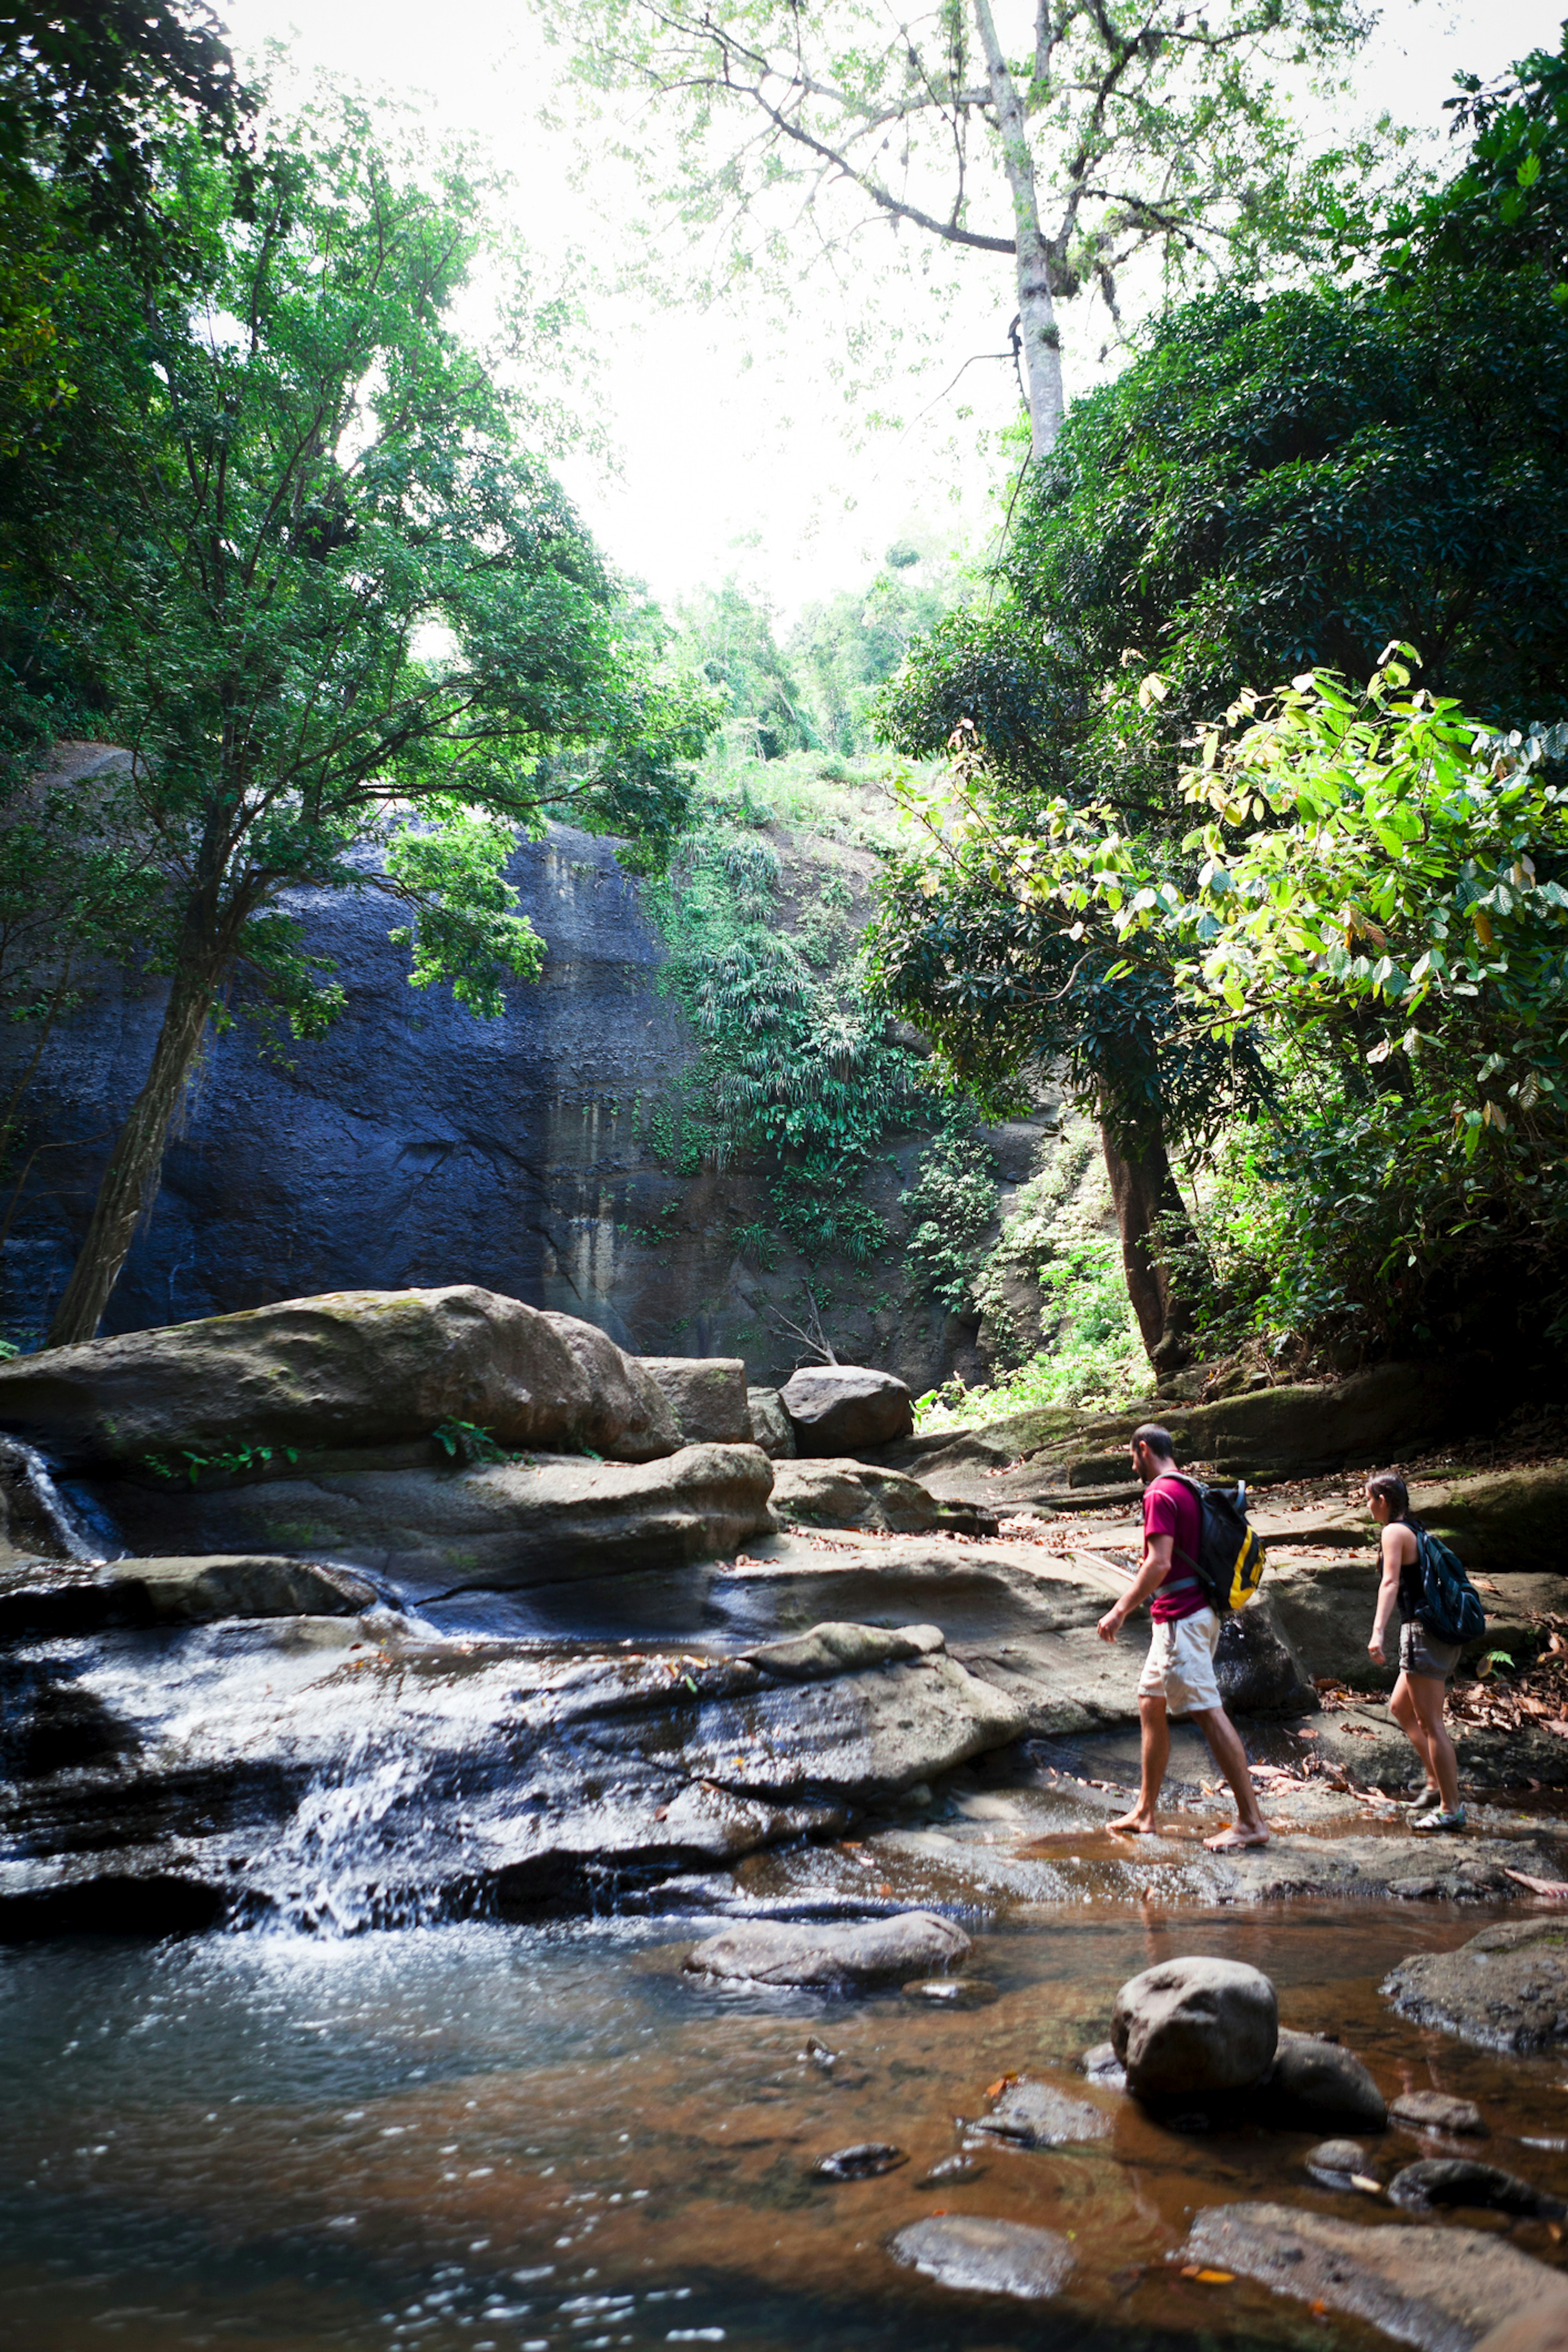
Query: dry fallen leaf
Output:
[[1180, 2266, 1235, 2284], [984, 2074, 1019, 2101], [1351, 2175, 1383, 2194], [1505, 1870, 1568, 1900]]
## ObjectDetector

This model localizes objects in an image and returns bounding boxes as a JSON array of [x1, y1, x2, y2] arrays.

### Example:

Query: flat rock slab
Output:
[[1223, 1834, 1557, 1909], [1181, 2202, 1568, 2352], [969, 2080, 1112, 2147], [889, 2214, 1074, 2300], [641, 1357, 751, 1446], [687, 1910, 970, 1987], [89, 1443, 777, 1600], [1385, 1920, 1568, 2051], [0, 1554, 376, 1636]]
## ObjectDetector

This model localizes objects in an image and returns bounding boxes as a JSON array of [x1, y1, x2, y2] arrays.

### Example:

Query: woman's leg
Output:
[[1390, 1672, 1438, 1788], [1406, 1671, 1461, 1811]]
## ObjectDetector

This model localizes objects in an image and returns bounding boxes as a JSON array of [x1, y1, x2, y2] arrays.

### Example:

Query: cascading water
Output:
[[268, 1746, 433, 1936], [0, 1435, 110, 1561]]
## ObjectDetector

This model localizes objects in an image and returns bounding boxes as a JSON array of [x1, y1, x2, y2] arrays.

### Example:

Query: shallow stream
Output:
[[4, 1893, 1566, 2352]]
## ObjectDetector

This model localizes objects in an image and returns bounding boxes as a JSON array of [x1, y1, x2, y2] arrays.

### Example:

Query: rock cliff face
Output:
[[1, 822, 982, 1383]]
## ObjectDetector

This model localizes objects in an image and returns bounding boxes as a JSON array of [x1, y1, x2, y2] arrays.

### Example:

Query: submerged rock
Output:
[[769, 1458, 940, 1534], [1078, 2041, 1128, 2091], [90, 1443, 777, 1599], [0, 1286, 608, 1468], [1392, 2091, 1488, 2138], [1181, 2202, 1568, 2352], [903, 1977, 997, 2007], [1385, 1920, 1568, 2051], [967, 2079, 1112, 2147], [686, 1910, 969, 1987], [642, 1357, 751, 1445], [813, 2142, 907, 2179], [1112, 1956, 1278, 2097], [1390, 2160, 1566, 2220], [916, 2153, 987, 2187], [888, 2214, 1074, 2300], [780, 1365, 913, 1454]]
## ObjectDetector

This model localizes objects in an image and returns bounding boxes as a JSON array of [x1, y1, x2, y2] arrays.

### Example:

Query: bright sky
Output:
[[224, 0, 1560, 621]]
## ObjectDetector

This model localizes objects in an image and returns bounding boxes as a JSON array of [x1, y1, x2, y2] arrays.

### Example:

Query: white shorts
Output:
[[1138, 1608, 1223, 1716]]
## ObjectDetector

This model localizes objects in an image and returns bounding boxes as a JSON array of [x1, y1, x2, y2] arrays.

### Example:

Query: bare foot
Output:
[[1107, 1810, 1158, 1836], [1203, 1823, 1270, 1852]]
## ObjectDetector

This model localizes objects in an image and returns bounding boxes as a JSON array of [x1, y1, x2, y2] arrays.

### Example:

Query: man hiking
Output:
[[1096, 1422, 1270, 1851]]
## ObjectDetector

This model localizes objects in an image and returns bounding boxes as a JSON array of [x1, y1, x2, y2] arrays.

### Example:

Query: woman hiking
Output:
[[1366, 1469, 1466, 1833]]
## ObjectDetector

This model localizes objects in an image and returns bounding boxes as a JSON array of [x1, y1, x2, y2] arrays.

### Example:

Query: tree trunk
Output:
[[970, 0, 1064, 458], [45, 967, 216, 1347], [1100, 1118, 1197, 1373]]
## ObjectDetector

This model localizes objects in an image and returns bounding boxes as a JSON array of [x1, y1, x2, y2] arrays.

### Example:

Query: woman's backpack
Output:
[[1415, 1527, 1487, 1646], [1169, 1474, 1267, 1614]]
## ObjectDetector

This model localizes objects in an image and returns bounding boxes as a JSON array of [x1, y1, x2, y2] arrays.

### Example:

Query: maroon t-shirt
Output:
[[1144, 1472, 1205, 1621]]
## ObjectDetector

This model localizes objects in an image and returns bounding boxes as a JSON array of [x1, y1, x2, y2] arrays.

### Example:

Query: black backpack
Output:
[[1167, 1473, 1266, 1615], [1414, 1526, 1487, 1646]]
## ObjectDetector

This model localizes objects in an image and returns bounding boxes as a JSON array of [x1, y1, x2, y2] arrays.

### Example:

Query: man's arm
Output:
[[1098, 1533, 1172, 1642]]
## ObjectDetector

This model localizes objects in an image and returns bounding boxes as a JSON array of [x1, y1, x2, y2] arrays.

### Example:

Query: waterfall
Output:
[[0, 1436, 110, 1562]]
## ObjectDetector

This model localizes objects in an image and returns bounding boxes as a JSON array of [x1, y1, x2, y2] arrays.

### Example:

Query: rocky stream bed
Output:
[[8, 1290, 1568, 2352]]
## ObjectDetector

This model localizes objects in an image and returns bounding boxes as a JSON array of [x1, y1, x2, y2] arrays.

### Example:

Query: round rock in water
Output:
[[814, 2143, 908, 2181], [1265, 2032, 1387, 2129], [1306, 2139, 1372, 2185], [1111, 1956, 1278, 2097], [1078, 2040, 1128, 2091], [890, 2215, 1075, 2300], [903, 1978, 998, 2008], [1390, 2090, 1488, 2138], [1390, 2160, 1567, 2220]]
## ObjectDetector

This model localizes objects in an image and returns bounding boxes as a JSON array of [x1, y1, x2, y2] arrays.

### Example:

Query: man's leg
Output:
[[1194, 1704, 1270, 1847], [1108, 1695, 1170, 1835], [1407, 1673, 1461, 1812]]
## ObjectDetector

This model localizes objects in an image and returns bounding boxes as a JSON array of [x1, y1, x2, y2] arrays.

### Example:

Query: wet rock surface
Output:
[[0, 1613, 1025, 1933], [1386, 1920, 1568, 2050], [965, 2078, 1113, 2147], [813, 2141, 906, 2179], [1394, 2091, 1490, 2136], [1305, 2137, 1374, 2183], [1181, 2203, 1568, 2352], [1390, 2160, 1568, 2218], [887, 2214, 1075, 2299], [1263, 2029, 1387, 2128], [686, 1910, 970, 1987], [1113, 1956, 1278, 2096]]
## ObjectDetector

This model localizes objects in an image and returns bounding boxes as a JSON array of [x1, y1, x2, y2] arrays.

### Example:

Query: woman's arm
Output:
[[1369, 1527, 1406, 1664]]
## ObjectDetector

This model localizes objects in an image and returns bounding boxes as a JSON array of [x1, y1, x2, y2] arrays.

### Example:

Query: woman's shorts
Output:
[[1400, 1619, 1462, 1681], [1138, 1608, 1222, 1716]]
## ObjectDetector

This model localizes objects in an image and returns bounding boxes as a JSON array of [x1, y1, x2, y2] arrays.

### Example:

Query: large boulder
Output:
[[1384, 1919, 1568, 2051], [1111, 1956, 1278, 2096], [540, 1313, 679, 1460], [88, 1443, 779, 1602], [686, 1910, 969, 1987], [641, 1357, 752, 1444], [769, 1457, 940, 1534], [1181, 2204, 1568, 2352], [0, 1287, 604, 1470], [780, 1364, 914, 1454], [746, 1387, 797, 1459]]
